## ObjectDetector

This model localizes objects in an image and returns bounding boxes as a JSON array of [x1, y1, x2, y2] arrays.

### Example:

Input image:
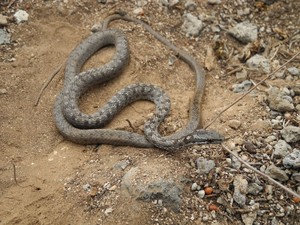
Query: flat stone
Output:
[[236, 69, 248, 82], [0, 29, 11, 44], [265, 164, 289, 182], [229, 21, 258, 44], [0, 14, 8, 26], [281, 125, 300, 143], [207, 0, 221, 4], [232, 80, 252, 93]]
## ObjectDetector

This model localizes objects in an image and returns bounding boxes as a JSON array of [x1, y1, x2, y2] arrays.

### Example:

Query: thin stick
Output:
[[34, 63, 64, 106], [221, 143, 300, 199], [7, 0, 16, 9], [12, 162, 18, 185], [204, 51, 300, 129]]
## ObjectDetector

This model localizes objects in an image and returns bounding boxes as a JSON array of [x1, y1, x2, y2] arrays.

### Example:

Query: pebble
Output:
[[265, 185, 273, 195], [231, 151, 241, 169], [282, 149, 300, 169], [233, 175, 248, 207], [291, 173, 300, 182], [14, 10, 29, 24], [241, 203, 259, 225], [195, 157, 215, 174], [133, 8, 144, 15], [265, 164, 289, 182], [232, 80, 252, 93], [246, 54, 270, 73], [104, 207, 114, 215], [0, 88, 8, 94], [265, 135, 276, 143], [267, 87, 294, 112], [0, 29, 11, 44], [197, 190, 205, 198], [275, 70, 285, 79], [296, 104, 300, 112], [280, 125, 300, 143], [185, 0, 197, 11], [237, 8, 251, 16], [236, 69, 248, 82], [273, 140, 291, 158], [0, 14, 8, 26], [161, 0, 179, 7], [182, 13, 204, 37], [228, 21, 258, 44], [247, 183, 263, 195], [287, 67, 300, 76], [292, 85, 300, 95], [82, 183, 92, 192], [191, 182, 198, 191], [228, 119, 242, 130], [271, 119, 282, 129], [207, 0, 221, 4], [243, 141, 257, 153], [114, 159, 130, 170]]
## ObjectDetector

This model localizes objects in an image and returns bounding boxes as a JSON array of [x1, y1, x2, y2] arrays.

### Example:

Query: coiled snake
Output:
[[53, 13, 223, 150]]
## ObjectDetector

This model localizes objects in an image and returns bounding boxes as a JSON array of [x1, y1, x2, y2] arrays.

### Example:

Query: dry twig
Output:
[[205, 51, 300, 129], [221, 144, 300, 199], [34, 63, 64, 106]]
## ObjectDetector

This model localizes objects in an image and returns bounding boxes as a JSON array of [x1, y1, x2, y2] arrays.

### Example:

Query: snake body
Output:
[[54, 14, 223, 150]]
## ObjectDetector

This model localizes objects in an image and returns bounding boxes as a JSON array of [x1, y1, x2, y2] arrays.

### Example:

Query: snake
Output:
[[53, 13, 223, 150]]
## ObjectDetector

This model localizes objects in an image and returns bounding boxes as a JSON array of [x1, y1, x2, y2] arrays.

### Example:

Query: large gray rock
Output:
[[267, 87, 294, 112], [281, 126, 300, 143], [121, 167, 182, 212], [229, 21, 258, 44], [182, 13, 204, 37], [273, 140, 292, 158], [195, 157, 215, 174], [246, 54, 270, 73], [283, 149, 300, 169]]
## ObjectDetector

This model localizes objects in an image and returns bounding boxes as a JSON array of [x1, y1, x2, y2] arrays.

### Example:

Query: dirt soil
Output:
[[0, 0, 299, 225]]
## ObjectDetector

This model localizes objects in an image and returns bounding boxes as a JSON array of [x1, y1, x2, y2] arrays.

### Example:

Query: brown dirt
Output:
[[0, 1, 299, 224]]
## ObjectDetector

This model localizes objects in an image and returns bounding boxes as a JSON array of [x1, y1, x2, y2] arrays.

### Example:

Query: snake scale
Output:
[[53, 13, 223, 150]]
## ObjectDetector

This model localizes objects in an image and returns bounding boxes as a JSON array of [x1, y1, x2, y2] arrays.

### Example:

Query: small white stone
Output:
[[198, 190, 205, 198], [14, 10, 29, 24]]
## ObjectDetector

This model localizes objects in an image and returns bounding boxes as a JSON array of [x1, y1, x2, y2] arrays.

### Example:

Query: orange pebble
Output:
[[293, 197, 300, 203], [204, 187, 213, 195], [208, 204, 219, 211]]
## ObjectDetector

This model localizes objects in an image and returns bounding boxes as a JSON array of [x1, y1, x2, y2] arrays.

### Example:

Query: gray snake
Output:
[[53, 14, 223, 150]]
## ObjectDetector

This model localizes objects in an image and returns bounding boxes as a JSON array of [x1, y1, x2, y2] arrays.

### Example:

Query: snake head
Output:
[[186, 129, 224, 145]]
